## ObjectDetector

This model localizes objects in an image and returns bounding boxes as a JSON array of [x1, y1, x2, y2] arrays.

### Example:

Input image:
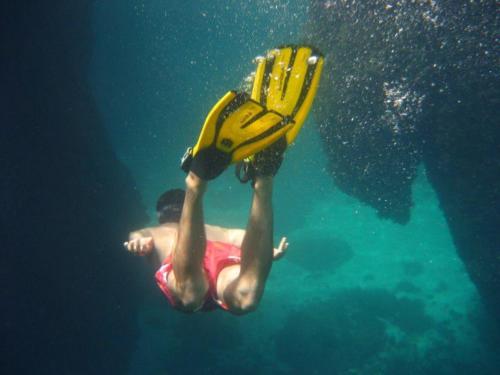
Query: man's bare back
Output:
[[125, 223, 287, 270], [126, 224, 247, 267]]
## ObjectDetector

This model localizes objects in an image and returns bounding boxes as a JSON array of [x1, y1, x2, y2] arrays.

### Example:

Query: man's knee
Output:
[[169, 276, 208, 313], [225, 285, 262, 315], [174, 291, 206, 313]]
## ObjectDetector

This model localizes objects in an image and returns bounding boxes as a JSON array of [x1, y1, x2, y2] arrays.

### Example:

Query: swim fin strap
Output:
[[251, 45, 324, 145], [183, 90, 294, 180]]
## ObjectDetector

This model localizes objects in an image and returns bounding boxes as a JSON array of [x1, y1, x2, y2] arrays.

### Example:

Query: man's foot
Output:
[[252, 137, 287, 177]]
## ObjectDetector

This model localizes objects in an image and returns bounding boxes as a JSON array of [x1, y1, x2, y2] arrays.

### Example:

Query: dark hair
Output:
[[156, 189, 185, 224]]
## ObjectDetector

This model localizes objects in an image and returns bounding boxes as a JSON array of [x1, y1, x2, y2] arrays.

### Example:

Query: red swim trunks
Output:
[[155, 240, 241, 311]]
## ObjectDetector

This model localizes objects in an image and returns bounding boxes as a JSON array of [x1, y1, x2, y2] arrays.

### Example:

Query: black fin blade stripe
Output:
[[281, 46, 297, 101], [234, 117, 293, 152], [292, 62, 317, 119], [240, 109, 268, 129], [261, 58, 274, 107]]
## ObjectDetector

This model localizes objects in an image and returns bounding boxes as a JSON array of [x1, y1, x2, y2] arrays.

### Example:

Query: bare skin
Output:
[[125, 225, 287, 268], [125, 172, 289, 315]]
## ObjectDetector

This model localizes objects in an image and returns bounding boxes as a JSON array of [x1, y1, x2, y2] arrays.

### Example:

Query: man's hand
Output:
[[124, 237, 154, 256], [273, 237, 289, 260]]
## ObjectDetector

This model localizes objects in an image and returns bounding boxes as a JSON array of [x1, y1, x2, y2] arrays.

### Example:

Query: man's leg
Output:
[[223, 176, 274, 314], [169, 172, 208, 311]]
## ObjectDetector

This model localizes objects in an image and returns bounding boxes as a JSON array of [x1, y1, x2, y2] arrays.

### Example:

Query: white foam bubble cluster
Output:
[[308, 55, 319, 65], [253, 55, 265, 64], [382, 80, 425, 136]]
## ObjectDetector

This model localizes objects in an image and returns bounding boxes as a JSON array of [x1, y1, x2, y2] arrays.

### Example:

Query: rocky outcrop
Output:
[[1, 2, 148, 374], [305, 0, 499, 318]]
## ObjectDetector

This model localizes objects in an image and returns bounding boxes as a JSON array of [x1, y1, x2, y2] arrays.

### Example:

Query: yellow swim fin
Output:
[[181, 91, 294, 180], [251, 45, 324, 145]]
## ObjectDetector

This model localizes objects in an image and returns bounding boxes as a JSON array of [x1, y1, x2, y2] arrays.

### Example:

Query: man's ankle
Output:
[[253, 176, 273, 193], [186, 172, 207, 194]]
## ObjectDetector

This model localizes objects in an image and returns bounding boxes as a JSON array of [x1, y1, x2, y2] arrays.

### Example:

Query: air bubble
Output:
[[253, 56, 265, 64], [308, 55, 319, 65], [267, 49, 280, 59]]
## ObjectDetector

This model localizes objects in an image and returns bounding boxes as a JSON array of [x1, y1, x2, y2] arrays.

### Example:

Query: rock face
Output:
[[305, 1, 499, 318], [1, 3, 148, 374]]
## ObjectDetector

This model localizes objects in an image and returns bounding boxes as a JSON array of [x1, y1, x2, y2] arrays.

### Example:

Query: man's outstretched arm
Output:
[[224, 228, 289, 261]]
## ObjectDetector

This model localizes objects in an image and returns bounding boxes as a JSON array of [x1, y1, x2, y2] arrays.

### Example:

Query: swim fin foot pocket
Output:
[[235, 136, 287, 185]]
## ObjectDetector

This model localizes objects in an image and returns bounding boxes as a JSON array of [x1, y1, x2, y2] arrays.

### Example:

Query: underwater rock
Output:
[[276, 288, 438, 374], [305, 0, 500, 320], [394, 281, 421, 295], [276, 288, 499, 374], [285, 233, 353, 274], [401, 260, 424, 277], [2, 2, 148, 374]]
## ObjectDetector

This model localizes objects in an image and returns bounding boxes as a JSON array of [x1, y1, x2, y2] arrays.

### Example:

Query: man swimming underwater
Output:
[[124, 45, 323, 314], [125, 165, 288, 314]]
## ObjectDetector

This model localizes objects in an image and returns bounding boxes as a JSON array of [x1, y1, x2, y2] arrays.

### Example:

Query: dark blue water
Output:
[[89, 1, 499, 374]]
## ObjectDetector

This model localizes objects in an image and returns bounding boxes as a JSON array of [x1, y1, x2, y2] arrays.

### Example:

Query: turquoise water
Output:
[[90, 1, 497, 374]]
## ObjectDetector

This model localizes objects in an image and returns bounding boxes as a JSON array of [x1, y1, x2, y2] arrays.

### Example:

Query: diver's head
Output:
[[156, 188, 185, 224]]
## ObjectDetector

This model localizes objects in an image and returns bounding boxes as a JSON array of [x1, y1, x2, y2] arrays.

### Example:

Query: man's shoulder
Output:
[[147, 223, 178, 237]]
